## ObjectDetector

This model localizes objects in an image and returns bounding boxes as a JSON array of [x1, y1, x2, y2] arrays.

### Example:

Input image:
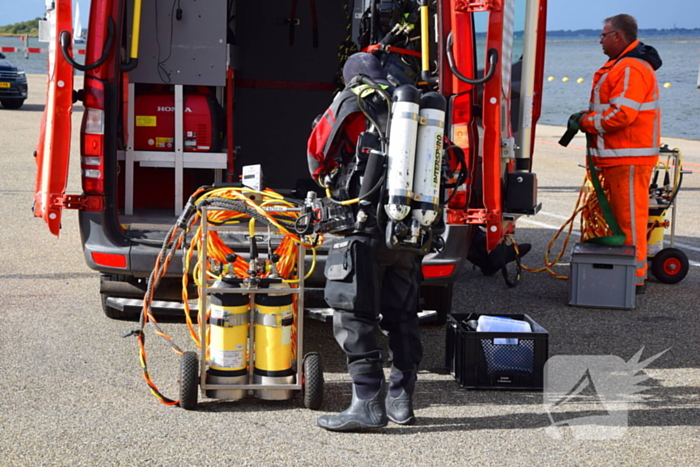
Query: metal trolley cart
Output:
[[647, 145, 692, 284], [178, 205, 323, 410]]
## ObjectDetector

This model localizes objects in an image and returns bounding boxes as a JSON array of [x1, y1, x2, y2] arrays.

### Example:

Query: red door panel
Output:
[[34, 0, 74, 236]]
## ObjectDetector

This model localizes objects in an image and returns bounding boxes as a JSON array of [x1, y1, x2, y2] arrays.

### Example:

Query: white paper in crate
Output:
[[477, 315, 531, 345]]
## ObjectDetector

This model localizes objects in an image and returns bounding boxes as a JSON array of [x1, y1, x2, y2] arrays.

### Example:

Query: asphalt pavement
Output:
[[0, 75, 698, 466]]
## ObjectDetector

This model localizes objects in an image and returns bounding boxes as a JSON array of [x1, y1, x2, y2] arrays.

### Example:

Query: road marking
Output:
[[538, 210, 574, 221]]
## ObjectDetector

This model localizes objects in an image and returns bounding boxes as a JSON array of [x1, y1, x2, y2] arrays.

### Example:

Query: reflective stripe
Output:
[[608, 96, 659, 111], [594, 115, 606, 135], [650, 62, 660, 147], [590, 147, 659, 158], [602, 106, 621, 123], [621, 66, 630, 99], [610, 96, 640, 111], [629, 166, 637, 249], [591, 73, 607, 134]]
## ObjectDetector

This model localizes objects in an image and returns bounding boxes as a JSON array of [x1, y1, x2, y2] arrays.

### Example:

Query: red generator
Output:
[[133, 87, 224, 153]]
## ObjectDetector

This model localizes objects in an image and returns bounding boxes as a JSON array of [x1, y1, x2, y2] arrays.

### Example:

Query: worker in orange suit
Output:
[[577, 14, 662, 294]]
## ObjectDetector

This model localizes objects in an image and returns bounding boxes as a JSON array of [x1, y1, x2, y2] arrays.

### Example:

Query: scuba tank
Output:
[[411, 92, 447, 226], [253, 279, 296, 400], [205, 275, 249, 400], [384, 84, 422, 221]]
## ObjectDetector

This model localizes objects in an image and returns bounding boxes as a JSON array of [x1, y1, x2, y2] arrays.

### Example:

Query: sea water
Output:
[[1, 35, 698, 138], [542, 38, 700, 140]]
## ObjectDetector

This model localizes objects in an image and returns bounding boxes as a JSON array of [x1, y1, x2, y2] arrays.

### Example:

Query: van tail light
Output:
[[81, 77, 106, 195], [447, 93, 473, 209], [91, 252, 127, 268], [422, 264, 456, 278]]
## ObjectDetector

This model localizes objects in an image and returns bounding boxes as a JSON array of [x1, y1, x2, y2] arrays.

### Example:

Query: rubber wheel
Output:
[[302, 352, 324, 410], [179, 351, 199, 410], [421, 283, 454, 326], [651, 247, 689, 284], [100, 294, 140, 321], [0, 99, 25, 109]]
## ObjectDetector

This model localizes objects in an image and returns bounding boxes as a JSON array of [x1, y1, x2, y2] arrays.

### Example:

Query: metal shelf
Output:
[[123, 83, 225, 216]]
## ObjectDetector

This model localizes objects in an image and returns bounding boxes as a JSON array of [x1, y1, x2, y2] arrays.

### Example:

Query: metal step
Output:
[[105, 297, 438, 323]]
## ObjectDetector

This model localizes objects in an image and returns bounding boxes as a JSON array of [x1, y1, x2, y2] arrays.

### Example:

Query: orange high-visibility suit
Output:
[[580, 39, 662, 286]]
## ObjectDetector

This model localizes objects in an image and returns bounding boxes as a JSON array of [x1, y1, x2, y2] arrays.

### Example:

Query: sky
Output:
[[1, 0, 699, 30]]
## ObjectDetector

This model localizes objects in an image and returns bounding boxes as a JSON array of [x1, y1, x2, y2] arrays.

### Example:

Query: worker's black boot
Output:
[[317, 384, 388, 432], [386, 371, 416, 425], [472, 242, 532, 276], [468, 229, 532, 277]]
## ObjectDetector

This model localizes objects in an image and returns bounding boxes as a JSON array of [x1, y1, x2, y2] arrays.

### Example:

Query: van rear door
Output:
[[33, 0, 74, 236]]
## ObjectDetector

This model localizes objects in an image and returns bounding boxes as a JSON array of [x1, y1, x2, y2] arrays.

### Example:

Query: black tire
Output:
[[100, 294, 140, 321], [421, 283, 454, 326], [651, 247, 689, 284], [1, 99, 25, 109], [302, 352, 324, 410], [179, 351, 199, 410]]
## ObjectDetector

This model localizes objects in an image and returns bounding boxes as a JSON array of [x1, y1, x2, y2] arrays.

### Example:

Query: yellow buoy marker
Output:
[[562, 77, 569, 82], [547, 76, 555, 81], [663, 82, 672, 88], [577, 78, 585, 83]]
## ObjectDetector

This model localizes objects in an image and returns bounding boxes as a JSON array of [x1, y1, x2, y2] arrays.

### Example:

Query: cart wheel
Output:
[[651, 248, 689, 284], [302, 352, 324, 410], [179, 351, 199, 410]]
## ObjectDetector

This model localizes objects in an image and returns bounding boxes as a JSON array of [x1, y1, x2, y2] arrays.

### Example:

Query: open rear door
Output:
[[480, 0, 516, 251], [34, 0, 74, 236]]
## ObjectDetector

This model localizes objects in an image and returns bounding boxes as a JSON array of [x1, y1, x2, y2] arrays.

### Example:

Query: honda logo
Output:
[[156, 106, 193, 112]]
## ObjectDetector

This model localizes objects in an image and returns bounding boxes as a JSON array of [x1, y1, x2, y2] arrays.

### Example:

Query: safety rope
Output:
[[516, 147, 683, 280], [515, 170, 611, 280]]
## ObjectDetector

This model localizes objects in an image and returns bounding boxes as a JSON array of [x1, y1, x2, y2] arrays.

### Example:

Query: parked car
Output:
[[0, 52, 28, 109]]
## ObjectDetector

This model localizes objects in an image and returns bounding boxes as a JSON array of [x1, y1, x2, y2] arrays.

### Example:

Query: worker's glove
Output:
[[558, 112, 583, 147]]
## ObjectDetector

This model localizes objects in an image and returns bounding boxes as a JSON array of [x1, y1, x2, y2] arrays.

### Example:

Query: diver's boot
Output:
[[317, 384, 388, 432], [386, 370, 416, 425], [386, 389, 415, 425]]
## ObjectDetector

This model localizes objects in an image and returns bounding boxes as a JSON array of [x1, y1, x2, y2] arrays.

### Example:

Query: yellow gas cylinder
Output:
[[647, 214, 666, 257], [253, 280, 296, 400], [647, 198, 667, 257], [205, 276, 249, 400]]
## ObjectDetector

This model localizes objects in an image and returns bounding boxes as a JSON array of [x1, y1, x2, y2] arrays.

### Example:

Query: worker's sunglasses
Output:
[[600, 30, 617, 40]]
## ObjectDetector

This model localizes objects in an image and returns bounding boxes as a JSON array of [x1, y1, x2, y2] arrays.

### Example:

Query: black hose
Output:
[[60, 18, 115, 72], [443, 144, 468, 204], [446, 31, 498, 86], [198, 198, 298, 231]]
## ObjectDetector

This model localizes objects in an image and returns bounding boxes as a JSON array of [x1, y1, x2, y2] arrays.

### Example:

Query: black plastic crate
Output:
[[445, 313, 549, 390]]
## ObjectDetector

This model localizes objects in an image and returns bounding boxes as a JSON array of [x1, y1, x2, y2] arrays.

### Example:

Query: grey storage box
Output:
[[569, 243, 636, 309]]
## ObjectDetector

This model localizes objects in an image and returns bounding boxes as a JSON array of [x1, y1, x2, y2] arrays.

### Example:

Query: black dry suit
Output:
[[307, 53, 423, 399]]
